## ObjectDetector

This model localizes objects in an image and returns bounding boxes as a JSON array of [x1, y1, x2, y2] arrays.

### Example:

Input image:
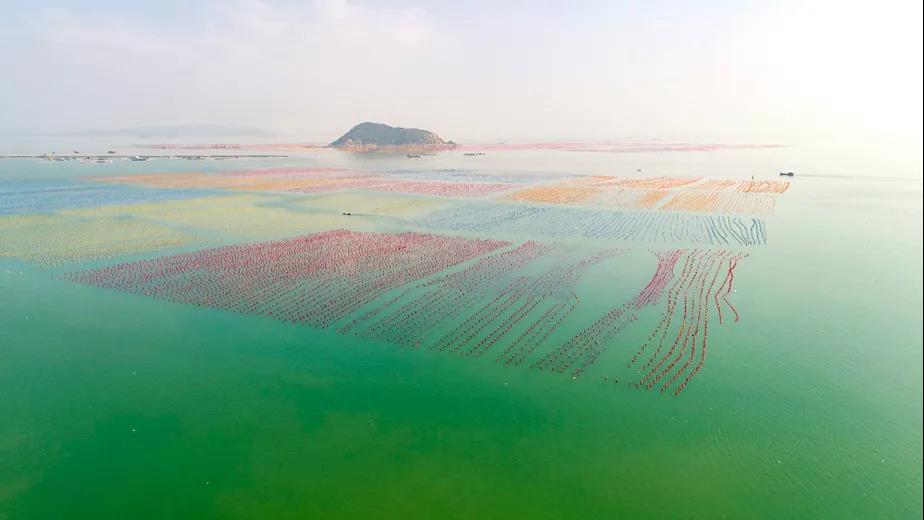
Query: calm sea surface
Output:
[[1, 140, 921, 518]]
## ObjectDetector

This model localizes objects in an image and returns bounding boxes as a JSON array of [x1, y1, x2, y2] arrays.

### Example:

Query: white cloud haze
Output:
[[0, 0, 921, 142]]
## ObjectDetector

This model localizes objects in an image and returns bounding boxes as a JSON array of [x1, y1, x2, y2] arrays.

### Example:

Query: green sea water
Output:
[[1, 146, 921, 519]]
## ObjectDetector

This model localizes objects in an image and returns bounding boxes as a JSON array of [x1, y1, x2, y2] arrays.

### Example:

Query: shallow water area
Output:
[[0, 142, 921, 519]]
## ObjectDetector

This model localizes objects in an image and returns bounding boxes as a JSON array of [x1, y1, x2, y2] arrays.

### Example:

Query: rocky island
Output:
[[330, 122, 456, 152]]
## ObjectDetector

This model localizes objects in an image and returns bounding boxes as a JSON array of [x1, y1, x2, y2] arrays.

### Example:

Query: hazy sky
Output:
[[1, 0, 921, 142]]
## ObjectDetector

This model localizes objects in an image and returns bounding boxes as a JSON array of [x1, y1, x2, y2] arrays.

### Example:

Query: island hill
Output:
[[329, 122, 457, 152]]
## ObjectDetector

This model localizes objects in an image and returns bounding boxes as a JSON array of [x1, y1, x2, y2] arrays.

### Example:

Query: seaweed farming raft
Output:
[[414, 203, 767, 246], [63, 230, 508, 328], [339, 243, 618, 362], [59, 236, 751, 396], [627, 250, 747, 396], [503, 176, 789, 215], [539, 249, 747, 395]]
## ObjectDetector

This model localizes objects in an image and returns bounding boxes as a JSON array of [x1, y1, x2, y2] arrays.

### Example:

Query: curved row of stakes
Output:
[[60, 230, 748, 396], [414, 204, 767, 245]]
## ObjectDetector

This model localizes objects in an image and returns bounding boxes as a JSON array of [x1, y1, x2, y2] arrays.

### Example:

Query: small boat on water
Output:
[[779, 171, 795, 177], [406, 153, 421, 158], [130, 156, 149, 162]]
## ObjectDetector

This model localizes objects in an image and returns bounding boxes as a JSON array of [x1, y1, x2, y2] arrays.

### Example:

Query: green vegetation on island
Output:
[[330, 122, 456, 152]]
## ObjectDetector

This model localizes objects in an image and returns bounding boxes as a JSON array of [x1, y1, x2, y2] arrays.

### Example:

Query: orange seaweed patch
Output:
[[586, 188, 646, 209], [661, 191, 777, 215], [222, 167, 368, 178], [661, 191, 723, 213], [613, 176, 701, 189], [635, 190, 670, 209], [584, 188, 667, 210], [690, 179, 739, 191], [507, 186, 599, 204], [511, 185, 669, 210], [231, 177, 350, 192], [737, 180, 790, 193], [559, 176, 620, 187], [715, 193, 775, 215]]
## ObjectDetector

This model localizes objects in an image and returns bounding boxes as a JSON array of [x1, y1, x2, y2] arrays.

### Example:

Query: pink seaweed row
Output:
[[64, 230, 508, 328]]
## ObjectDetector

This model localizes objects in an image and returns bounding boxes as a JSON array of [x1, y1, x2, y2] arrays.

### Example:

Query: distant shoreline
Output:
[[0, 154, 288, 160]]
